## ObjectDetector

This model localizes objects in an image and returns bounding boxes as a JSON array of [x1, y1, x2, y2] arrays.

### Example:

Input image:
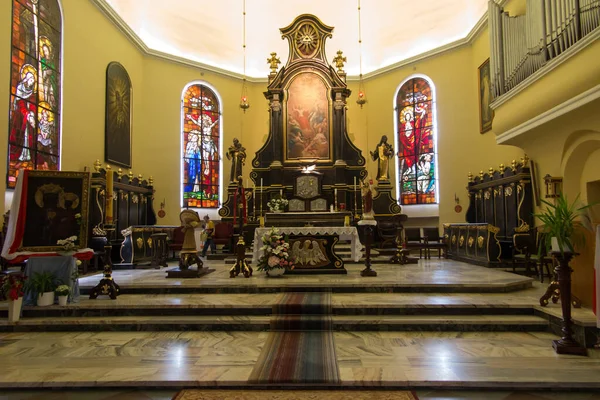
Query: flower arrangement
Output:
[[57, 235, 78, 251], [0, 274, 27, 301], [55, 285, 70, 297], [267, 196, 288, 212], [257, 227, 295, 272]]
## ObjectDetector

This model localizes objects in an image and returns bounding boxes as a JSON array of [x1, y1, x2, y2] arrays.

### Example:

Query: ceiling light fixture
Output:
[[356, 0, 367, 109], [239, 0, 250, 112]]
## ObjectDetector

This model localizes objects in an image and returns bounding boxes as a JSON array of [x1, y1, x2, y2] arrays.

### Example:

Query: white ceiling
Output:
[[104, 0, 488, 79]]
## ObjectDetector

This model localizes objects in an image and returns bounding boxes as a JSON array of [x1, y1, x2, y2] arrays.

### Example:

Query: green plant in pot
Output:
[[26, 271, 58, 307], [534, 192, 594, 356], [535, 193, 593, 256]]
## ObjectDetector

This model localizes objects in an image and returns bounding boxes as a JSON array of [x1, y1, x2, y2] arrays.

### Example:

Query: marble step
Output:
[[0, 314, 549, 332]]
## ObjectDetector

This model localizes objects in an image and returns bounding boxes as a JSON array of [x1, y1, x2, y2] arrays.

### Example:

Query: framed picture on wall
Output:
[[478, 58, 494, 134], [105, 62, 132, 168], [18, 171, 91, 252]]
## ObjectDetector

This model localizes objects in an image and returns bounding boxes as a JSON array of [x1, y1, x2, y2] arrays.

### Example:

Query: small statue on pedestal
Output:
[[361, 179, 375, 221], [226, 138, 246, 184], [370, 135, 394, 182]]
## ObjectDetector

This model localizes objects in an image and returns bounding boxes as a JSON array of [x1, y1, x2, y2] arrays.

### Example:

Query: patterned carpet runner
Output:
[[248, 292, 340, 384], [173, 390, 419, 400]]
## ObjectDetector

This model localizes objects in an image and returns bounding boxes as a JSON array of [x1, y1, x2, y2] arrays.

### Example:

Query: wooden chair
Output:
[[213, 222, 234, 253], [512, 232, 537, 277], [377, 219, 399, 249], [404, 227, 426, 258], [168, 226, 185, 260], [422, 227, 444, 259]]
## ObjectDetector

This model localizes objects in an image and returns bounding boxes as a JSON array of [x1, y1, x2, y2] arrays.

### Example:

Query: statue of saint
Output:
[[226, 138, 246, 183], [361, 179, 375, 220], [370, 135, 394, 181]]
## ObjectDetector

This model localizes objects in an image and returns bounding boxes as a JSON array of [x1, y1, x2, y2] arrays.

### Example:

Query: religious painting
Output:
[[19, 171, 90, 252], [7, 0, 62, 189], [285, 72, 331, 162], [182, 84, 220, 208], [478, 58, 494, 133], [396, 77, 437, 205], [105, 62, 132, 168]]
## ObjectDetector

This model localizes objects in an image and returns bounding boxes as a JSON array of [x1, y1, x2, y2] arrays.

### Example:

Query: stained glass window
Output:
[[396, 77, 437, 205], [7, 0, 62, 188], [182, 84, 221, 208]]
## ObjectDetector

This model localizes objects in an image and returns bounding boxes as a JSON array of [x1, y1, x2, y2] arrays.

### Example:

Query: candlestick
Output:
[[334, 188, 338, 211], [260, 178, 263, 217], [253, 184, 256, 221], [280, 189, 283, 197], [106, 165, 114, 224]]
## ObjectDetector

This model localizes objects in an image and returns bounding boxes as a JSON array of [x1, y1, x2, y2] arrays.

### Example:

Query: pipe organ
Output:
[[488, 0, 600, 98]]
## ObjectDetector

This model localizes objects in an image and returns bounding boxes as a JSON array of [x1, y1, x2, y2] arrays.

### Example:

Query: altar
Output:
[[252, 226, 361, 274], [265, 211, 351, 227]]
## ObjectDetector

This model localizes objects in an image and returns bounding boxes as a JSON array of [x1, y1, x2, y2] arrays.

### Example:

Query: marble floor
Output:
[[2, 259, 600, 393], [77, 259, 534, 291], [0, 331, 599, 389]]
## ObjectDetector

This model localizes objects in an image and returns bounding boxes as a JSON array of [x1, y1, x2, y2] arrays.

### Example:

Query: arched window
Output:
[[182, 83, 221, 208], [395, 76, 437, 205], [7, 0, 62, 188]]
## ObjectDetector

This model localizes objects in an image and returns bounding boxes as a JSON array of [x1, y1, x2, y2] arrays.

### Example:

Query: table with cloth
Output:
[[23, 256, 80, 306], [252, 226, 362, 274]]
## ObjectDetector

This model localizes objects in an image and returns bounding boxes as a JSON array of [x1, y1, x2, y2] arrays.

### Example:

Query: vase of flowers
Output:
[[55, 285, 70, 306], [1, 274, 27, 322], [257, 227, 295, 276], [267, 196, 289, 213], [57, 235, 78, 254]]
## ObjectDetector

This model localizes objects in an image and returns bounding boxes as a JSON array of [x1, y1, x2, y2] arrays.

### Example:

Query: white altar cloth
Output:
[[252, 226, 362, 264]]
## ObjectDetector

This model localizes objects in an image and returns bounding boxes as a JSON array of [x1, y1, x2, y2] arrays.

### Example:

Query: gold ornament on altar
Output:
[[467, 172, 473, 183], [138, 174, 143, 182], [521, 153, 529, 166], [332, 50, 347, 73], [128, 171, 133, 181], [148, 176, 154, 186], [488, 167, 494, 175], [511, 159, 517, 172], [93, 159, 102, 172], [117, 168, 123, 181], [267, 52, 281, 74]]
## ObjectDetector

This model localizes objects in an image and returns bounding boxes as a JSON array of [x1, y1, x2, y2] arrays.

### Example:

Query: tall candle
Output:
[[334, 188, 338, 210], [261, 178, 263, 193], [280, 189, 283, 197], [354, 176, 357, 191], [106, 167, 114, 224]]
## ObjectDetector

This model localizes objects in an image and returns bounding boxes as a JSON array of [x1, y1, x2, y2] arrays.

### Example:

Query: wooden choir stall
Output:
[[444, 156, 535, 266]]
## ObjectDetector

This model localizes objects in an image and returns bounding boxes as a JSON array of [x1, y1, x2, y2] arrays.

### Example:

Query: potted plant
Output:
[[26, 271, 57, 307], [267, 196, 289, 213], [55, 285, 70, 306], [535, 193, 594, 356], [257, 227, 295, 277], [536, 193, 593, 256], [1, 274, 27, 322]]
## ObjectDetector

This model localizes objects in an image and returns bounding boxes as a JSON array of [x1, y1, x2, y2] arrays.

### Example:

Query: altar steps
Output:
[[0, 293, 587, 340], [0, 312, 549, 333]]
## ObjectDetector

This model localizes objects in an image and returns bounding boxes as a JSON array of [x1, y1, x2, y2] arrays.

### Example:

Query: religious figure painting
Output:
[[285, 73, 331, 161], [19, 171, 90, 252], [396, 77, 436, 205], [478, 58, 494, 133], [105, 62, 132, 168], [7, 0, 62, 188], [182, 84, 220, 208]]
